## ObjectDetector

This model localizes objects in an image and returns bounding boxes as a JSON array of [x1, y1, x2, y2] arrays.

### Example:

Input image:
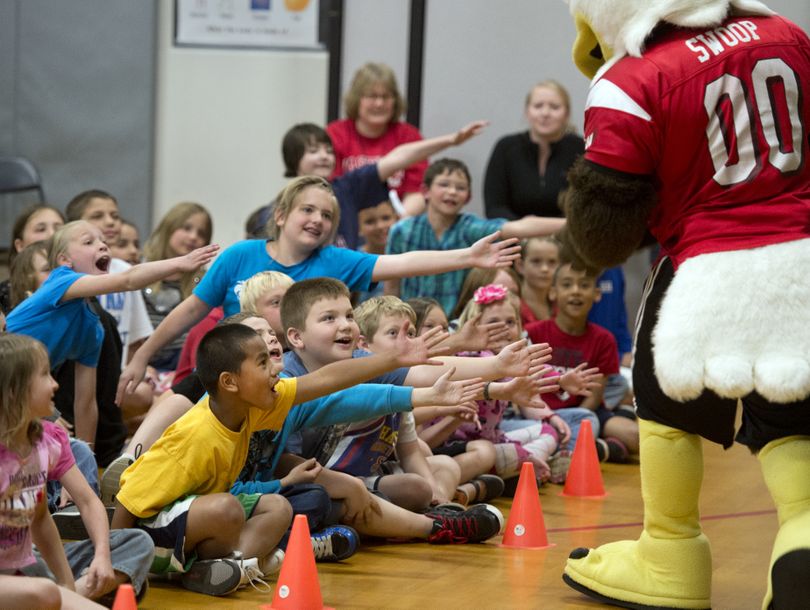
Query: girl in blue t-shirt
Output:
[[118, 174, 523, 401], [7, 221, 217, 449]]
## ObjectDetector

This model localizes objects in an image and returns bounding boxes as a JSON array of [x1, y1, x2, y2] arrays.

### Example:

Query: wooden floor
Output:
[[140, 440, 777, 609]]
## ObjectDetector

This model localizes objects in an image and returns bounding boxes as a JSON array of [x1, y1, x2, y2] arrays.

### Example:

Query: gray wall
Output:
[[0, 0, 156, 247]]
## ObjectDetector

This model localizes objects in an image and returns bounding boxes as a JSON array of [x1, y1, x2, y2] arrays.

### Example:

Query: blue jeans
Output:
[[277, 483, 340, 550], [555, 407, 601, 452], [25, 529, 154, 599], [47, 438, 99, 512]]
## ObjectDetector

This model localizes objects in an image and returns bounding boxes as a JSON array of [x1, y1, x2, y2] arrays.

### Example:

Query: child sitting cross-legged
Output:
[[525, 261, 639, 462], [110, 313, 467, 596], [436, 284, 576, 484], [355, 296, 514, 507], [278, 280, 550, 507]]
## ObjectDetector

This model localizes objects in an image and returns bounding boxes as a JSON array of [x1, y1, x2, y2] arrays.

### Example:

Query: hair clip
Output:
[[473, 283, 509, 305]]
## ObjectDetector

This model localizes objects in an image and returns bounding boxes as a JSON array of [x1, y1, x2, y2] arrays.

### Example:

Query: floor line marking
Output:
[[547, 508, 776, 533]]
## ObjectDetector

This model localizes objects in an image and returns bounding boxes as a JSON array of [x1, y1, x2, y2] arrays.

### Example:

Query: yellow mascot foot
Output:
[[563, 531, 712, 609]]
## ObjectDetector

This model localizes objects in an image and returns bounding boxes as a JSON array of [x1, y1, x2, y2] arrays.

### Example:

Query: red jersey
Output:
[[583, 15, 810, 266], [326, 119, 427, 198], [525, 319, 619, 410]]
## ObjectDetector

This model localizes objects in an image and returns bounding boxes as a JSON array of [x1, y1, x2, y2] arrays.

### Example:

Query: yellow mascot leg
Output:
[[758, 435, 810, 610], [563, 418, 712, 609]]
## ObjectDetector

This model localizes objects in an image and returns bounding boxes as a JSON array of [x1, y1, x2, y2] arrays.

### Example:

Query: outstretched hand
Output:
[[176, 244, 220, 273], [560, 363, 602, 397], [496, 339, 553, 378], [391, 322, 449, 367], [451, 120, 489, 146], [429, 367, 485, 407], [451, 312, 510, 353], [500, 367, 559, 410], [468, 232, 522, 269]]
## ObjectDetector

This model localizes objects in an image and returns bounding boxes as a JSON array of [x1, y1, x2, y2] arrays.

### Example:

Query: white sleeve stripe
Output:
[[585, 79, 652, 122]]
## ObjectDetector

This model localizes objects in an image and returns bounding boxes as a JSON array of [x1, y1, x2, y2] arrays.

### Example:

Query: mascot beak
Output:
[[572, 12, 612, 79]]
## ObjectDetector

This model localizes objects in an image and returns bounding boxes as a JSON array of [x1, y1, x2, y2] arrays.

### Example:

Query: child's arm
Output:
[[63, 244, 218, 300], [579, 374, 607, 410], [73, 363, 98, 445], [372, 231, 521, 281], [293, 324, 447, 405], [487, 368, 560, 408], [59, 466, 117, 598], [116, 295, 212, 403], [417, 415, 469, 449], [500, 216, 566, 240], [403, 340, 552, 387], [411, 404, 477, 426], [559, 363, 602, 397], [30, 500, 74, 589], [376, 121, 488, 183]]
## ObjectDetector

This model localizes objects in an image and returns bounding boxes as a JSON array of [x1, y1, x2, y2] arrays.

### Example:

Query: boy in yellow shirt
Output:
[[111, 321, 446, 596]]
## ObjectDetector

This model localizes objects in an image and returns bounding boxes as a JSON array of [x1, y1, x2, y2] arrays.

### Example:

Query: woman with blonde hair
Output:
[[484, 80, 584, 220], [327, 62, 427, 216]]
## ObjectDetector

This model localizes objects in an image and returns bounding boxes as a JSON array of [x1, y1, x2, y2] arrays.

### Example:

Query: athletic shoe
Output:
[[53, 504, 114, 540], [100, 444, 141, 505], [548, 450, 572, 485], [238, 556, 273, 593], [425, 504, 504, 544], [257, 548, 285, 576], [180, 558, 242, 596], [311, 525, 359, 562], [595, 437, 630, 463]]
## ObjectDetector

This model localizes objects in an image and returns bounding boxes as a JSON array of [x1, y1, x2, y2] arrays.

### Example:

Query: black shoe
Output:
[[469, 474, 505, 503], [596, 437, 630, 463], [180, 558, 242, 596], [425, 504, 504, 544], [53, 504, 114, 540]]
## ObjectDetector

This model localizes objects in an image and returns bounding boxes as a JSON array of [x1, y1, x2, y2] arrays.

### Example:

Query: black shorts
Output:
[[633, 257, 810, 452]]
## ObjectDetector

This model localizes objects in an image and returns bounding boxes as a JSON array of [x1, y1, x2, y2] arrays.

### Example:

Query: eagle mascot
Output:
[[559, 1, 810, 608]]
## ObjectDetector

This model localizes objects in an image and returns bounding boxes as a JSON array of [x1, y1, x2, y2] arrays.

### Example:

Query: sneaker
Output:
[[596, 437, 629, 463], [425, 504, 504, 544], [238, 556, 273, 593], [548, 450, 572, 485], [53, 505, 86, 540], [311, 525, 358, 562], [53, 504, 114, 540], [469, 474, 505, 503], [100, 447, 140, 506], [257, 548, 285, 576], [180, 558, 242, 596]]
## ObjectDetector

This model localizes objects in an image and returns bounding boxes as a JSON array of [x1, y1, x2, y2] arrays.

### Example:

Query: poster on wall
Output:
[[175, 0, 322, 50]]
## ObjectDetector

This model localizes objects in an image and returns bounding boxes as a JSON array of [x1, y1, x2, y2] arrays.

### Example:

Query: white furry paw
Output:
[[754, 355, 810, 404], [704, 355, 754, 399]]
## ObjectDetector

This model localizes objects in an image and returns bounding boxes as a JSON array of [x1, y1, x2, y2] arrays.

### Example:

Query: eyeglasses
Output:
[[362, 92, 394, 101]]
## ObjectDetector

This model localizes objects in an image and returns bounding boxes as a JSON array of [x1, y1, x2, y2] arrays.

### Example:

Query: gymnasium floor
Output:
[[140, 438, 777, 609]]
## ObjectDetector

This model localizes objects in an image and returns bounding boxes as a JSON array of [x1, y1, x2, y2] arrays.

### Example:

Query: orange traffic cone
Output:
[[263, 514, 334, 610], [500, 461, 554, 549], [561, 419, 606, 498], [111, 583, 137, 610]]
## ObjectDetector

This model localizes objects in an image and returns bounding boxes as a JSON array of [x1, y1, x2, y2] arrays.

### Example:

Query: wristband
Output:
[[483, 382, 492, 401]]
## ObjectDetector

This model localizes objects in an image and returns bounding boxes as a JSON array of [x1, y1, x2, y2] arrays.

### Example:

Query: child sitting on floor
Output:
[[111, 317, 466, 596]]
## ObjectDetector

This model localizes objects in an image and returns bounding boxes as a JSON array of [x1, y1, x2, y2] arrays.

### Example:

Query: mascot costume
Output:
[[559, 0, 810, 608]]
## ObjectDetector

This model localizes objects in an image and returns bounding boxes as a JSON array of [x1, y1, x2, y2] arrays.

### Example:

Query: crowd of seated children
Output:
[[6, 221, 217, 466], [117, 174, 522, 405], [525, 262, 640, 461], [110, 313, 503, 596], [0, 80, 645, 605]]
